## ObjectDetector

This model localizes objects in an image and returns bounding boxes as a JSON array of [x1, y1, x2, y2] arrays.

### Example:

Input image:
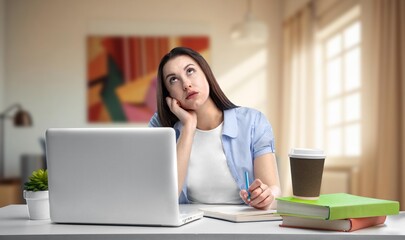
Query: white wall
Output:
[[3, 0, 282, 177], [0, 0, 4, 109]]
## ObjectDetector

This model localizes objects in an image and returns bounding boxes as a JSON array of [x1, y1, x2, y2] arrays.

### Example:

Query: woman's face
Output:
[[163, 55, 210, 111]]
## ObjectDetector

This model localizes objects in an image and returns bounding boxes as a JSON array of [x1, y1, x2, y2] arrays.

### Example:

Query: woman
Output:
[[149, 47, 281, 209]]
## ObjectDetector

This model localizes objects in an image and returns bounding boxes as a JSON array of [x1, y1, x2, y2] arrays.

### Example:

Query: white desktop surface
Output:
[[1, 204, 404, 240]]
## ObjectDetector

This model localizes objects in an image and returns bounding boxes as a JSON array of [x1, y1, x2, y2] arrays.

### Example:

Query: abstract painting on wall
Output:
[[87, 35, 210, 123]]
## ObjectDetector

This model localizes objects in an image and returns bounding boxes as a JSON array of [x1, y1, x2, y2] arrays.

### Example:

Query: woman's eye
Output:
[[186, 68, 195, 75], [169, 77, 178, 84]]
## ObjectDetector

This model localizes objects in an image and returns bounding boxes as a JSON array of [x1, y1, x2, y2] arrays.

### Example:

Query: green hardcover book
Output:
[[276, 193, 399, 220]]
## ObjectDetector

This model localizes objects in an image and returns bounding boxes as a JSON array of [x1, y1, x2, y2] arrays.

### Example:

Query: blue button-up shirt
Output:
[[148, 107, 276, 203]]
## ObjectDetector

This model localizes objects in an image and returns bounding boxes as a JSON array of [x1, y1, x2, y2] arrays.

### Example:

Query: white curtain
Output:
[[358, 0, 405, 209]]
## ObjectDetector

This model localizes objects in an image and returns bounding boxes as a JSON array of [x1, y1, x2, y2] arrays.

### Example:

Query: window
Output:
[[315, 6, 362, 165]]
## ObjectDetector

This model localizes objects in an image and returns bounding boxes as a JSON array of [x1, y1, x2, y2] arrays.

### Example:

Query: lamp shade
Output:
[[13, 109, 33, 126]]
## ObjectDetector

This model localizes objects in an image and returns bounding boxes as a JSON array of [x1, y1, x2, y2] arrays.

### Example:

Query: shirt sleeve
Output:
[[148, 112, 161, 127], [252, 111, 276, 159]]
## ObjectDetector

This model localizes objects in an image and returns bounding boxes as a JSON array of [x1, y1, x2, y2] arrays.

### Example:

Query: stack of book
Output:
[[276, 193, 400, 232]]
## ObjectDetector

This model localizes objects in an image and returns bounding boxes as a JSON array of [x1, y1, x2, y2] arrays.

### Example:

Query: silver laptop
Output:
[[45, 127, 203, 226]]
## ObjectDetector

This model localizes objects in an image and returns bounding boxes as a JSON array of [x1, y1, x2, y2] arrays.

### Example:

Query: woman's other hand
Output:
[[166, 97, 197, 129]]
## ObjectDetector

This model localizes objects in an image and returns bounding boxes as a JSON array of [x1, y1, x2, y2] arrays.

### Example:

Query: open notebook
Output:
[[200, 205, 281, 222]]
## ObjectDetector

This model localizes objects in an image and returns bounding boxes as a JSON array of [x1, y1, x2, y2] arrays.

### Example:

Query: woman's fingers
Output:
[[166, 97, 180, 112], [166, 97, 197, 129], [247, 179, 273, 210], [250, 188, 274, 209], [239, 189, 250, 204]]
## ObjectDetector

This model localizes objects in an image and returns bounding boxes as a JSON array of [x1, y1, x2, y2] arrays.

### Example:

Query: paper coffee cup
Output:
[[289, 148, 326, 200]]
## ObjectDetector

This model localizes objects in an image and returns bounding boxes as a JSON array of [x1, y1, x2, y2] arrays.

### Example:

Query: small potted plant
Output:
[[23, 169, 50, 220]]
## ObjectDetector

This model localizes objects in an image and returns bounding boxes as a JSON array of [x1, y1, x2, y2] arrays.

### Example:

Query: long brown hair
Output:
[[156, 47, 237, 127]]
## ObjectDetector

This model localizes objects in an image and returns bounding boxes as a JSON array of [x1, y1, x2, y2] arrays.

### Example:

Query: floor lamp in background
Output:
[[0, 104, 33, 180]]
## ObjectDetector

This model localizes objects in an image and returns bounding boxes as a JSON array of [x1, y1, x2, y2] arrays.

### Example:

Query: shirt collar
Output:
[[223, 108, 238, 138]]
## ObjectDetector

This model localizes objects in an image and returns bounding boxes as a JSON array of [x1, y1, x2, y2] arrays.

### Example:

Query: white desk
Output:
[[1, 204, 404, 240]]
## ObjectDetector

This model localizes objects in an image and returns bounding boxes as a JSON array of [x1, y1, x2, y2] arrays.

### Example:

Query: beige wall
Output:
[[3, 0, 282, 177], [0, 0, 4, 108]]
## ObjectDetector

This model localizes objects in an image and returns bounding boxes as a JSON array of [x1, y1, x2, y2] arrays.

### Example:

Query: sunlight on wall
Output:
[[217, 49, 268, 114]]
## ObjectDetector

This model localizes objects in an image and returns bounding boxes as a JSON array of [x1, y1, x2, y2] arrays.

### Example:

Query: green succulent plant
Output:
[[24, 169, 48, 191]]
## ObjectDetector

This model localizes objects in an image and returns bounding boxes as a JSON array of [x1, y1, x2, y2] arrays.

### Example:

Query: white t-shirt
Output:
[[187, 122, 243, 204]]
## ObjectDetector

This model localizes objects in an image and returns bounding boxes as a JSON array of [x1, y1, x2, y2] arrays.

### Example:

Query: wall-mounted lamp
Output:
[[0, 104, 33, 180], [230, 0, 268, 45]]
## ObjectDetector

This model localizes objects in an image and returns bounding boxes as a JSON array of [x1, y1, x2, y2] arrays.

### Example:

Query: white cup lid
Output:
[[289, 148, 326, 159]]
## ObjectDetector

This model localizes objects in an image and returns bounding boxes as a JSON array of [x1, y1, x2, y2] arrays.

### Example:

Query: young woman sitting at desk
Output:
[[149, 47, 281, 210]]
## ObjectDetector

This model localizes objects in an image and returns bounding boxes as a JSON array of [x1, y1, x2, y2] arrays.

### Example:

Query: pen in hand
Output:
[[244, 171, 250, 201]]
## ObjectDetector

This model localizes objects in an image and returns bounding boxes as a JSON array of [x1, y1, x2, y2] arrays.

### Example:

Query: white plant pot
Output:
[[23, 190, 50, 220]]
